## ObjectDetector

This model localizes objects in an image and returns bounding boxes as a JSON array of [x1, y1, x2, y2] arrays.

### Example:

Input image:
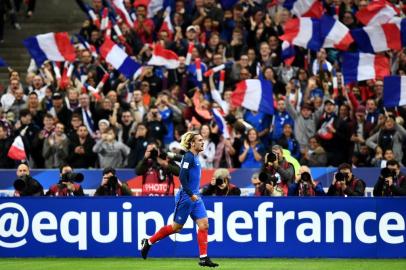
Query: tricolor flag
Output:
[[283, 0, 324, 19], [84, 5, 100, 28], [195, 58, 203, 82], [383, 76, 406, 107], [231, 79, 274, 115], [159, 6, 174, 40], [100, 38, 141, 79], [148, 43, 179, 69], [7, 136, 26, 161], [341, 52, 390, 84], [133, 0, 164, 18], [279, 17, 321, 51], [350, 18, 404, 53], [320, 15, 353, 50], [23, 32, 76, 66], [281, 41, 295, 66], [356, 0, 400, 26], [218, 70, 225, 94], [112, 0, 134, 27], [100, 7, 110, 31], [185, 42, 194, 66], [212, 108, 230, 139], [204, 62, 232, 77]]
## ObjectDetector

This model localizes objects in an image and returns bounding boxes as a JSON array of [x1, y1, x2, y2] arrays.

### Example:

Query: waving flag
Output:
[[281, 41, 295, 65], [356, 0, 399, 26], [8, 136, 26, 161], [100, 7, 110, 31], [187, 60, 207, 86], [185, 42, 194, 66], [212, 108, 230, 139], [351, 18, 404, 53], [283, 0, 324, 18], [100, 38, 141, 79], [133, 0, 164, 18], [204, 62, 232, 77], [159, 6, 174, 39], [231, 79, 274, 115], [112, 0, 134, 26], [84, 5, 100, 28], [148, 43, 179, 69], [342, 52, 390, 84], [23, 32, 76, 66], [279, 17, 321, 51], [383, 76, 406, 107], [320, 15, 353, 50]]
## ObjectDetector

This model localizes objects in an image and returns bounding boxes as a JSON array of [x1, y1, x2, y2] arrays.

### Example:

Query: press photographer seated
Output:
[[94, 167, 132, 196], [46, 165, 85, 196], [201, 169, 241, 196], [327, 163, 366, 196], [373, 160, 406, 196], [288, 166, 325, 196], [13, 163, 44, 197], [135, 142, 180, 196], [252, 172, 284, 197]]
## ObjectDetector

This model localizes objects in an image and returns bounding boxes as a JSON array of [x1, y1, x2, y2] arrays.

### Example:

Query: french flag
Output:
[[100, 38, 141, 79], [383, 76, 406, 107], [112, 0, 134, 27], [351, 19, 403, 53], [133, 0, 164, 18], [212, 108, 230, 139], [281, 41, 295, 66], [84, 5, 100, 28], [279, 17, 321, 51], [100, 7, 109, 31], [159, 6, 174, 40], [204, 62, 232, 77], [341, 52, 390, 84], [320, 15, 353, 51], [218, 70, 225, 94], [148, 43, 179, 69], [185, 42, 194, 66], [283, 0, 324, 18], [356, 0, 400, 26], [7, 136, 26, 161], [23, 32, 76, 66], [231, 79, 274, 115]]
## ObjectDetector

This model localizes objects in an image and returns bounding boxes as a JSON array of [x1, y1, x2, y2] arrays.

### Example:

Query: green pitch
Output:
[[0, 258, 406, 270]]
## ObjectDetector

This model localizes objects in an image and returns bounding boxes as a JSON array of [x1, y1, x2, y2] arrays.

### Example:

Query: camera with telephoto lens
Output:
[[215, 177, 225, 186], [300, 172, 312, 183], [265, 152, 278, 164], [59, 172, 84, 188], [381, 168, 395, 179], [258, 172, 278, 186], [149, 148, 159, 160], [335, 172, 348, 182], [159, 151, 184, 162], [107, 175, 118, 189], [13, 175, 30, 192]]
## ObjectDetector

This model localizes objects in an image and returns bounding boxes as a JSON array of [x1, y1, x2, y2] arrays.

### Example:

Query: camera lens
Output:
[[301, 172, 311, 182], [215, 178, 224, 186]]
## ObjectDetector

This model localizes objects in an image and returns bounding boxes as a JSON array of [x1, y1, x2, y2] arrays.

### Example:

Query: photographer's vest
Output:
[[141, 167, 174, 196]]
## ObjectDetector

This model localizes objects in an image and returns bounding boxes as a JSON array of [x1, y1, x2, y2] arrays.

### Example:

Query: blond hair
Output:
[[180, 131, 198, 150]]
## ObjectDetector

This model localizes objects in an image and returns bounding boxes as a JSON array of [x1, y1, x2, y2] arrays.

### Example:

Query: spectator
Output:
[[239, 128, 265, 168], [271, 98, 294, 143], [68, 125, 96, 168], [74, 93, 97, 137], [115, 110, 137, 146], [327, 163, 366, 196], [93, 127, 130, 168], [199, 124, 215, 168], [94, 167, 132, 196], [49, 92, 72, 129], [288, 165, 325, 196], [0, 124, 14, 168], [135, 142, 179, 196], [373, 160, 406, 196], [201, 168, 241, 196], [13, 163, 44, 196], [46, 165, 85, 196], [127, 123, 149, 169], [276, 123, 300, 160], [42, 122, 70, 168], [145, 106, 167, 145], [300, 136, 327, 167]]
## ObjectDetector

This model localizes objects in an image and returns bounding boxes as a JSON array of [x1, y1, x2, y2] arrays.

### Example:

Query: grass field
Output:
[[0, 258, 405, 270]]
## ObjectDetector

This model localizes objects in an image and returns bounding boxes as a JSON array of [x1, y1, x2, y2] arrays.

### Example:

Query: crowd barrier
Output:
[[1, 168, 404, 196], [0, 197, 405, 258]]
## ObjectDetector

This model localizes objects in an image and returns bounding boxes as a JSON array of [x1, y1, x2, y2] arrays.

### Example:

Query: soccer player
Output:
[[140, 132, 219, 267]]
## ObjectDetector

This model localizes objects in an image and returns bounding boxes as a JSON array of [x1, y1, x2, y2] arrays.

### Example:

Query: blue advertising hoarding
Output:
[[0, 197, 405, 258]]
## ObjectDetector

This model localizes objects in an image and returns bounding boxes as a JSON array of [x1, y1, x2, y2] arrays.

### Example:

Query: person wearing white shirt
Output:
[[199, 124, 216, 168]]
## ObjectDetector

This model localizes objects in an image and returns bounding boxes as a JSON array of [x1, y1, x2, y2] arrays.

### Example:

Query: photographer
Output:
[[13, 163, 44, 196], [260, 145, 295, 192], [327, 163, 366, 196], [201, 169, 241, 196], [46, 165, 85, 196], [253, 172, 285, 197], [94, 167, 132, 196], [288, 166, 325, 196], [135, 142, 180, 196], [373, 160, 406, 196]]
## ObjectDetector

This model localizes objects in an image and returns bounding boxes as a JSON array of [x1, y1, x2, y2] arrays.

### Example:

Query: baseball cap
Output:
[[52, 92, 63, 100], [324, 98, 335, 105], [186, 25, 197, 32]]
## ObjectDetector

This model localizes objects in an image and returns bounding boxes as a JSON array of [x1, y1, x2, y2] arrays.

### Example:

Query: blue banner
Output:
[[0, 197, 405, 258]]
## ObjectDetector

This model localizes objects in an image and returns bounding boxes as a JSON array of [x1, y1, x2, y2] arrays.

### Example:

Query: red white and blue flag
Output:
[[100, 38, 141, 79], [341, 52, 390, 84], [159, 6, 174, 40], [133, 0, 164, 18], [212, 108, 230, 139], [356, 0, 400, 26], [283, 0, 324, 18], [148, 43, 179, 69], [383, 76, 406, 107], [281, 41, 295, 65], [231, 79, 274, 115], [350, 18, 405, 53], [23, 32, 76, 66], [320, 15, 353, 50], [8, 136, 26, 161], [112, 0, 134, 27], [279, 17, 321, 51]]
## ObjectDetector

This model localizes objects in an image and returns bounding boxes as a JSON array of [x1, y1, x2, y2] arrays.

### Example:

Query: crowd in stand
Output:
[[1, 0, 406, 176]]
